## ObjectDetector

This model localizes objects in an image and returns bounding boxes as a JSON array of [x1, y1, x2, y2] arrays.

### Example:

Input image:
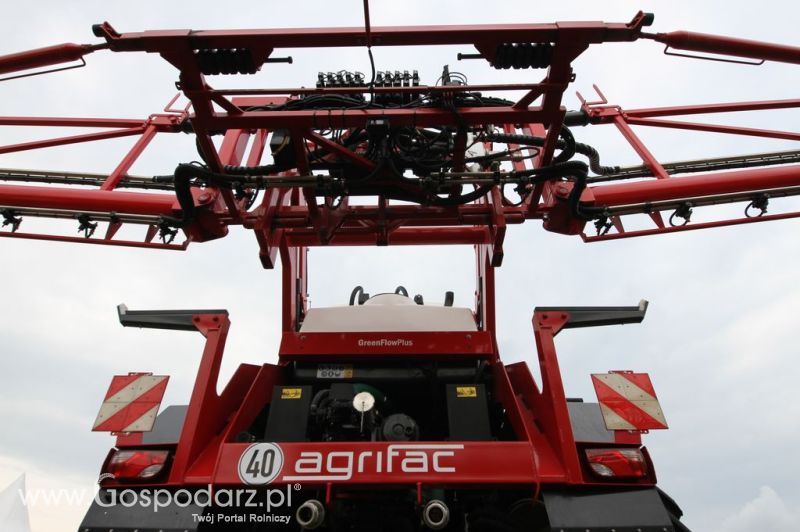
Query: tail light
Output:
[[105, 449, 169, 480], [585, 448, 648, 479]]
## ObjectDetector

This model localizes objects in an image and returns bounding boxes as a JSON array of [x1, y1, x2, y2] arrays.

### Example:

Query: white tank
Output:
[[299, 293, 477, 332]]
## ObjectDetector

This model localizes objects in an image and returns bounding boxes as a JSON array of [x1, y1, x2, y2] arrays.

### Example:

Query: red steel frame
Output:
[[574, 86, 800, 241], [2, 9, 798, 498], [109, 300, 649, 493], [1, 12, 799, 257]]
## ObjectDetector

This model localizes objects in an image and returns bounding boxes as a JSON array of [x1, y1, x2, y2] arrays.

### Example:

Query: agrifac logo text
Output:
[[237, 443, 464, 484], [357, 338, 414, 347], [284, 444, 463, 482]]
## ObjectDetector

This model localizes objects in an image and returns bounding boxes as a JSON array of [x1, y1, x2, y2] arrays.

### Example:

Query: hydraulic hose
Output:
[[163, 147, 593, 219], [428, 184, 494, 206], [552, 126, 575, 164], [513, 160, 590, 220], [485, 127, 619, 175], [158, 163, 278, 223]]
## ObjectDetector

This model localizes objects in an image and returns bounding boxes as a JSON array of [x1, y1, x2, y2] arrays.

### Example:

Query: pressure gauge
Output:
[[352, 391, 376, 413]]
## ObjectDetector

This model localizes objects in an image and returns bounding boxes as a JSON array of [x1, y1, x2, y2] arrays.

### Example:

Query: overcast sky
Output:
[[1, 1, 799, 531]]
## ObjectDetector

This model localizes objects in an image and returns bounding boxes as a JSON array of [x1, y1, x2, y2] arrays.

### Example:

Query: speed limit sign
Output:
[[238, 442, 284, 485]]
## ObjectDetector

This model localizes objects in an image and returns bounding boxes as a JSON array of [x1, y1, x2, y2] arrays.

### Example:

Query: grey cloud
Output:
[[719, 486, 800, 532]]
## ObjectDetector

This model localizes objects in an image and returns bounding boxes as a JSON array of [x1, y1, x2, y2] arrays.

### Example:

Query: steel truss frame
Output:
[[0, 11, 798, 275]]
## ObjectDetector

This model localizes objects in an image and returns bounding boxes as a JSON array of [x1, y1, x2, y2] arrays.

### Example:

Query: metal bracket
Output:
[[0, 57, 86, 83], [663, 45, 764, 66], [535, 300, 648, 329], [117, 304, 228, 331]]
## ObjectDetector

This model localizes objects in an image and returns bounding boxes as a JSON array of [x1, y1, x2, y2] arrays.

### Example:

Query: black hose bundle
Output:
[[163, 121, 601, 222], [427, 184, 494, 207], [157, 163, 278, 222], [485, 126, 619, 175], [162, 156, 591, 219], [511, 160, 590, 220]]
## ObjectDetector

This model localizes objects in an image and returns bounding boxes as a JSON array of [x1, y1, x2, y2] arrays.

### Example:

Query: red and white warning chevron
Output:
[[92, 373, 169, 433], [591, 371, 668, 431]]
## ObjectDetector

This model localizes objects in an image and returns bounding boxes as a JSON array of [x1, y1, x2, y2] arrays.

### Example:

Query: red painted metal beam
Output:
[[0, 116, 147, 128], [648, 30, 800, 65], [531, 311, 583, 482], [619, 98, 800, 118], [266, 203, 529, 228], [0, 127, 145, 155], [190, 106, 559, 131], [213, 83, 555, 97], [284, 227, 491, 247], [168, 312, 232, 483], [583, 210, 800, 242], [0, 184, 176, 215], [585, 164, 800, 206], [100, 124, 158, 190], [625, 116, 800, 142], [0, 231, 186, 249], [100, 18, 647, 51], [0, 43, 106, 75], [613, 116, 669, 179]]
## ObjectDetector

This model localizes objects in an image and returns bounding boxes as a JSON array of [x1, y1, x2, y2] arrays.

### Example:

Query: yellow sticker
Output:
[[281, 388, 303, 399], [456, 386, 477, 398]]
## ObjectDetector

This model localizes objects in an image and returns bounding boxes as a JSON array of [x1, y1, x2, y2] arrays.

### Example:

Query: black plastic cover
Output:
[[445, 383, 492, 440], [117, 304, 227, 331], [264, 385, 312, 442], [535, 300, 648, 329], [141, 405, 187, 445], [567, 401, 615, 443]]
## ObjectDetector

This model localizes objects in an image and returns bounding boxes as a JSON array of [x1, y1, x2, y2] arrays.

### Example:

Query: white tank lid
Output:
[[362, 293, 416, 306]]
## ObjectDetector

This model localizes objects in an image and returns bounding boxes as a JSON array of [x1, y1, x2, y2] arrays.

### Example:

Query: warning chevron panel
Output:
[[92, 373, 169, 433], [591, 372, 668, 431]]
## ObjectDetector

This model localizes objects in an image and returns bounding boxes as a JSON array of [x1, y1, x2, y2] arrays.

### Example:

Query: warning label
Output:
[[280, 388, 303, 400]]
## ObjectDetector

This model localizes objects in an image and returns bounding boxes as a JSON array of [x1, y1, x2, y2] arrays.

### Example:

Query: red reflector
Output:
[[585, 448, 647, 478], [105, 450, 169, 480]]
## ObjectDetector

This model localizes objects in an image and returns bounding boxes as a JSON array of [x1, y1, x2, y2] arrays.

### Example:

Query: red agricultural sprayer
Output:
[[2, 7, 799, 531]]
